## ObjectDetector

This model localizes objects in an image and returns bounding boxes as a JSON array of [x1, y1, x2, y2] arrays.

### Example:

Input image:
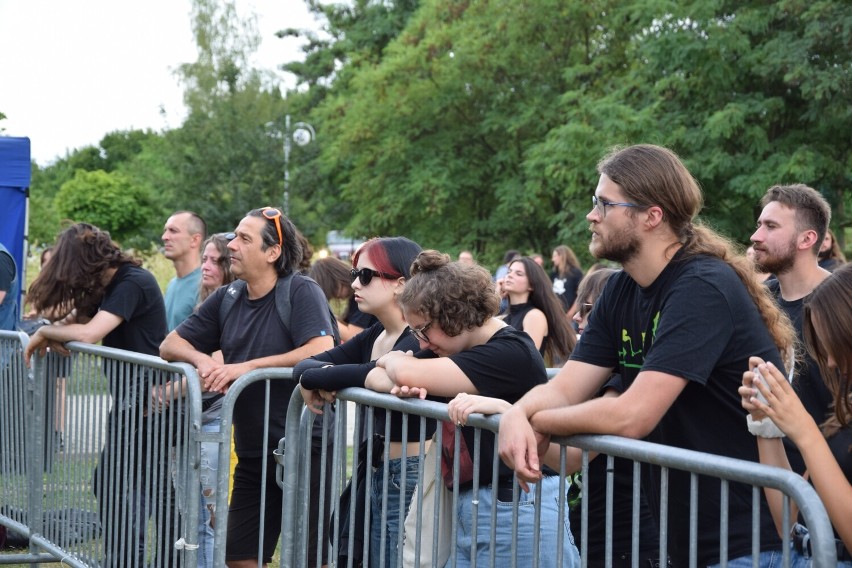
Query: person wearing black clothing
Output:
[[500, 145, 797, 567], [160, 208, 336, 568], [25, 223, 173, 568], [296, 236, 426, 568], [817, 228, 846, 272], [500, 256, 575, 366], [550, 244, 584, 314], [750, 184, 834, 476], [368, 250, 580, 567]]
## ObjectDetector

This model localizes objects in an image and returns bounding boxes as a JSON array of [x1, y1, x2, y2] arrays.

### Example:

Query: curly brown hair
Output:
[[399, 250, 500, 337], [27, 223, 141, 318]]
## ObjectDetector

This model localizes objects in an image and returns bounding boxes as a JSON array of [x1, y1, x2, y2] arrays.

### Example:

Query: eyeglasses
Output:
[[577, 302, 594, 319], [409, 321, 433, 343], [350, 267, 397, 287], [261, 207, 283, 247], [592, 195, 643, 218]]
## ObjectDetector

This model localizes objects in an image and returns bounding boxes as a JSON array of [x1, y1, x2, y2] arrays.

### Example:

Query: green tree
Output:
[[631, 0, 851, 243], [55, 169, 156, 247], [155, 0, 289, 233], [312, 0, 620, 263]]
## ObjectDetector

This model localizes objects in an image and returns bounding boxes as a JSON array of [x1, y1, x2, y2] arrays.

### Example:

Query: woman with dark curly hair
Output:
[[367, 250, 580, 568], [24, 222, 170, 568]]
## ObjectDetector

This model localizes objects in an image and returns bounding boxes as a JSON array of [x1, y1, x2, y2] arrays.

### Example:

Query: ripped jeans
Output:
[[196, 417, 220, 568]]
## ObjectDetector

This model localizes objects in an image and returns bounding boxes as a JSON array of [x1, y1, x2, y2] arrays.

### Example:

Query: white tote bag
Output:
[[402, 436, 452, 567]]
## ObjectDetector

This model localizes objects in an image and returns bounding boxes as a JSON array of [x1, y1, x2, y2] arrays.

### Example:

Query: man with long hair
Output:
[[499, 144, 797, 566], [160, 207, 336, 568]]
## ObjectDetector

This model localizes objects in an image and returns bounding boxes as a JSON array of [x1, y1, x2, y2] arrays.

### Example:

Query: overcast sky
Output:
[[0, 0, 317, 166]]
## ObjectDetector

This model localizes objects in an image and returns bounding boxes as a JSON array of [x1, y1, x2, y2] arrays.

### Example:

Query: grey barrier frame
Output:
[[278, 385, 839, 568], [208, 368, 298, 568], [0, 334, 204, 567]]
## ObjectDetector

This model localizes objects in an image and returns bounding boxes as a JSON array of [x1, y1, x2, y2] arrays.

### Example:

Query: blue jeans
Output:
[[708, 550, 785, 568], [449, 475, 580, 568], [370, 455, 420, 568], [196, 417, 220, 568]]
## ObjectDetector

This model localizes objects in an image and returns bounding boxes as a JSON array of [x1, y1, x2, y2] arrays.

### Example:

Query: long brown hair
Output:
[[552, 245, 581, 278], [509, 256, 576, 362], [803, 263, 852, 432], [598, 144, 797, 361], [28, 223, 141, 318], [198, 234, 235, 305]]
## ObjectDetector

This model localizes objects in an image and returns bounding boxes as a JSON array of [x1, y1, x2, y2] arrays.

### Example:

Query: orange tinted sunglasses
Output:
[[261, 207, 283, 247]]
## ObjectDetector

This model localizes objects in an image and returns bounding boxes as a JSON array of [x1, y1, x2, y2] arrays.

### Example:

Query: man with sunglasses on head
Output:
[[499, 145, 797, 567], [161, 207, 336, 568]]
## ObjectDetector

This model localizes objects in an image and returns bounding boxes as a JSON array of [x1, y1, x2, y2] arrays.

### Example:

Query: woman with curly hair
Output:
[[24, 222, 170, 568], [367, 250, 580, 568]]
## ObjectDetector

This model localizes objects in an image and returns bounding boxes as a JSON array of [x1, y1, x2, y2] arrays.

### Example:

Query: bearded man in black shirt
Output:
[[499, 144, 797, 567]]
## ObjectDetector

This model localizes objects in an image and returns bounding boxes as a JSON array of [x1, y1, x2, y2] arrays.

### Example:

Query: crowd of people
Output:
[[2, 142, 849, 567]]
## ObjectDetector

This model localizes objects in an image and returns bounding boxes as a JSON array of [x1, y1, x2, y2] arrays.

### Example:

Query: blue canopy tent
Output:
[[0, 136, 31, 312]]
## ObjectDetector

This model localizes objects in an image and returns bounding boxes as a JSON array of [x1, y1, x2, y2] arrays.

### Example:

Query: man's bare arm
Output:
[[531, 370, 687, 439], [498, 360, 612, 486]]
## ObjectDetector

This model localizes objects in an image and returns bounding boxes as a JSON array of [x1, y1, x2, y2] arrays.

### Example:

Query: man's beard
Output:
[[754, 241, 796, 276], [590, 223, 641, 264]]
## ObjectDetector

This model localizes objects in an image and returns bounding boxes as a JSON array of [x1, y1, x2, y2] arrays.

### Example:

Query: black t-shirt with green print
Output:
[[571, 250, 785, 566]]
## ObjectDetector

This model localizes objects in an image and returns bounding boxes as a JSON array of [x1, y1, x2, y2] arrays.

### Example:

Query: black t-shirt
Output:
[[503, 301, 547, 357], [765, 279, 833, 474], [176, 275, 333, 458], [296, 322, 436, 443], [449, 326, 547, 486], [569, 375, 658, 560], [571, 251, 784, 565], [99, 264, 167, 356]]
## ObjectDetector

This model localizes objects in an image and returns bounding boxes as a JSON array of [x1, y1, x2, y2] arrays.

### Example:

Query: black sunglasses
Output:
[[578, 303, 594, 319], [350, 267, 398, 286]]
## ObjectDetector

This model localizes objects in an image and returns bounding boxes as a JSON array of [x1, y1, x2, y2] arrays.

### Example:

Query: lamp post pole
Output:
[[282, 114, 316, 217]]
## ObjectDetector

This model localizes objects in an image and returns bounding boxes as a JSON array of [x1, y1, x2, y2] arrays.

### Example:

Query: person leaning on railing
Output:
[[498, 144, 797, 567], [295, 236, 434, 568], [741, 262, 852, 563], [23, 222, 172, 568], [365, 249, 581, 568]]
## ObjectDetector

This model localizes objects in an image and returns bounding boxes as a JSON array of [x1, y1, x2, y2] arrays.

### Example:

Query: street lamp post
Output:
[[282, 114, 316, 217]]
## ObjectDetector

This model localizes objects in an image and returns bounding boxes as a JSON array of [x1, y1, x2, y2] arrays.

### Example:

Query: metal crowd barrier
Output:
[[277, 385, 839, 568], [0, 334, 202, 568], [3, 351, 840, 568]]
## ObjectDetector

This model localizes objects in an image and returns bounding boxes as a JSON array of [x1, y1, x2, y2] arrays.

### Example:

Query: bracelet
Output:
[[746, 415, 786, 438]]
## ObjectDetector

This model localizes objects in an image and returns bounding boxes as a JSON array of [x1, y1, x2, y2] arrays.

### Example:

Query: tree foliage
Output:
[[55, 169, 156, 247], [24, 0, 849, 267]]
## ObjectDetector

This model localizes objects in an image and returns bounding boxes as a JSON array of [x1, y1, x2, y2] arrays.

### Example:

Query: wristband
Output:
[[746, 415, 786, 438]]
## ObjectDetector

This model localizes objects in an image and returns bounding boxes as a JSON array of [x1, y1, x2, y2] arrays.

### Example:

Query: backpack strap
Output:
[[218, 279, 247, 326], [277, 273, 342, 346]]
